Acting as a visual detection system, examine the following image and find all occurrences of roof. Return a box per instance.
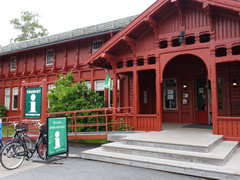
[0,15,137,56]
[85,0,240,67]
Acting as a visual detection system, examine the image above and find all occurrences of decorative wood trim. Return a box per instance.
[171,0,185,31]
[122,36,136,55]
[144,16,158,34]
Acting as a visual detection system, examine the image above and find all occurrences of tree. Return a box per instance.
[48,73,104,132]
[10,11,48,43]
[48,73,104,113]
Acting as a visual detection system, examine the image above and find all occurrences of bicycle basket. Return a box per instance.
[16,123,28,132]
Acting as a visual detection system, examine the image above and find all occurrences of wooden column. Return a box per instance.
[155,57,162,131]
[20,81,26,122]
[112,67,118,110]
[133,70,138,129]
[41,79,48,123]
[210,62,218,134]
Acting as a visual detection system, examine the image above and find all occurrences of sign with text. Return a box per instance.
[24,88,42,118]
[47,117,68,156]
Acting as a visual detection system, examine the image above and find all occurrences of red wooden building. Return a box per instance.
[86,0,240,141]
[0,16,136,116]
[1,0,240,141]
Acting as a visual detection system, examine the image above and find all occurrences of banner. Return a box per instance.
[104,74,112,90]
[24,88,42,118]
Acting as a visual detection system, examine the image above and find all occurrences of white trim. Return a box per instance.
[4,88,10,110]
[12,87,19,110]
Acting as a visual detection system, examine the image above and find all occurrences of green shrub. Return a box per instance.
[0,104,7,117]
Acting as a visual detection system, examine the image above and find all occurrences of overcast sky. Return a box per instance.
[0,0,156,46]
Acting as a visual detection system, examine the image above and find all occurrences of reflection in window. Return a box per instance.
[163,79,177,110]
[196,79,206,111]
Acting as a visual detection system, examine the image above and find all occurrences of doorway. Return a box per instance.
[163,54,210,125]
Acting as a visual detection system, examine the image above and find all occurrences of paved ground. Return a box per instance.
[0,143,211,180]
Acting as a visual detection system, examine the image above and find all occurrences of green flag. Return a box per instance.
[104,74,112,90]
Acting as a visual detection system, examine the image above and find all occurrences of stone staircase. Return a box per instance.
[82,129,240,180]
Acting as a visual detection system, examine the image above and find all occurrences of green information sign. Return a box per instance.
[47,117,68,156]
[24,88,42,118]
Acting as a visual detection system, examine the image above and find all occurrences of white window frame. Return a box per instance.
[12,87,19,110]
[46,49,55,66]
[84,81,91,89]
[10,56,17,71]
[94,80,104,91]
[48,84,56,90]
[92,40,103,53]
[4,88,10,110]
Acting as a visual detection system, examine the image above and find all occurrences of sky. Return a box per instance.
[0,0,156,46]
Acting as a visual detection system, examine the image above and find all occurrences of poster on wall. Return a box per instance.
[24,88,42,118]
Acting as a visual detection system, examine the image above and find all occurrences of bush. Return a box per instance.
[48,73,105,132]
[0,104,7,117]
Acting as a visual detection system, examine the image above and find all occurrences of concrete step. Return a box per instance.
[81,147,240,180]
[102,141,238,165]
[122,131,224,152]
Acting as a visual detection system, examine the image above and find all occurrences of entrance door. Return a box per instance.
[195,79,209,124]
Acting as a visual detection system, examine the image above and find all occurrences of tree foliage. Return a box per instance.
[10,11,48,43]
[0,104,7,117]
[48,73,104,113]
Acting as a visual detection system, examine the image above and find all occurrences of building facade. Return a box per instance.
[86,0,240,141]
[0,16,136,117]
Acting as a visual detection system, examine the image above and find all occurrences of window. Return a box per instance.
[46,50,55,65]
[4,88,10,110]
[10,57,17,71]
[92,40,103,53]
[48,84,56,90]
[84,81,91,89]
[94,80,104,97]
[12,87,19,110]
[163,79,177,110]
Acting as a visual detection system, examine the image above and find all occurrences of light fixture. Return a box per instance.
[232,82,238,87]
[183,84,187,90]
[178,31,185,44]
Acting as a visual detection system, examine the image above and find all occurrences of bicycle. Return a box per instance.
[0,121,48,170]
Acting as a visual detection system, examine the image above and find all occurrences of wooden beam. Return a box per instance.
[171,0,185,30]
[144,16,158,34]
[122,36,136,55]
[101,52,118,60]
[203,1,214,32]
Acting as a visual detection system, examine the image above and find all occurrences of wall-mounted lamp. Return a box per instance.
[178,31,185,44]
[183,84,188,90]
[232,82,238,87]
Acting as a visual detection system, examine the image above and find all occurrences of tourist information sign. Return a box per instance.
[24,88,42,118]
[47,117,68,156]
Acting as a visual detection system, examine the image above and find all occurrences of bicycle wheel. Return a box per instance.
[0,142,25,170]
[24,135,33,150]
[37,137,47,160]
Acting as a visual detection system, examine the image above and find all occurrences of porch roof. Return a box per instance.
[85,0,240,69]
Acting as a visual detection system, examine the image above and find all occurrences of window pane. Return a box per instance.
[46,50,54,65]
[163,79,177,110]
[5,88,10,110]
[84,81,91,89]
[94,80,104,91]
[12,87,18,110]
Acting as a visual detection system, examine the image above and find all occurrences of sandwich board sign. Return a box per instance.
[24,88,42,118]
[47,117,68,156]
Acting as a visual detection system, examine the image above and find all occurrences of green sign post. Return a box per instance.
[47,117,68,156]
[24,88,42,118]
